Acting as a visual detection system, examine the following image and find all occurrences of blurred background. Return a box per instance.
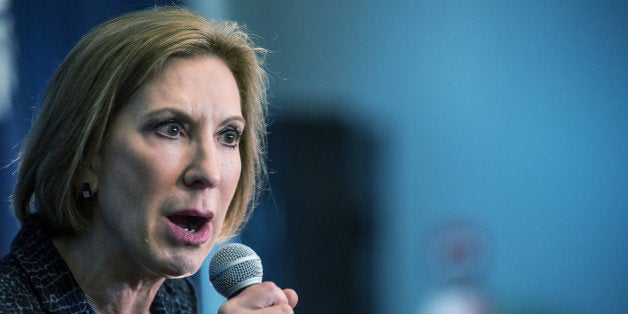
[1,0,627,313]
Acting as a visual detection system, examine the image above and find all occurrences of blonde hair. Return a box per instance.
[13,6,268,240]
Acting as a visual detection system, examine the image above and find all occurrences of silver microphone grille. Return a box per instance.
[209,243,263,298]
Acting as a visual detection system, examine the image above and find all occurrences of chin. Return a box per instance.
[153,254,204,279]
[165,272,196,279]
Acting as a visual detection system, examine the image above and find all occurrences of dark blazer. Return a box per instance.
[0,216,197,313]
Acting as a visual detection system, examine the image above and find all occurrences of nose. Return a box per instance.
[183,141,221,190]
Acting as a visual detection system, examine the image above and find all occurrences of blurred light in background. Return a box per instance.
[0,0,15,119]
[0,0,18,255]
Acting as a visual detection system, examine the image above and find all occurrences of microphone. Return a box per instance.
[209,243,263,298]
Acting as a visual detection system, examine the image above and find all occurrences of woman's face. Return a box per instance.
[93,56,243,278]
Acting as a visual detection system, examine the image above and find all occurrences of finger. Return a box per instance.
[259,303,294,314]
[239,282,289,308]
[218,282,296,313]
[261,282,290,306]
[283,288,298,308]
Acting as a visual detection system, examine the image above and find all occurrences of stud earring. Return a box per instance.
[81,183,92,199]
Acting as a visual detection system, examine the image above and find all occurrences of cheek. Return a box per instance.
[222,156,242,198]
[214,155,242,222]
[226,158,242,182]
[98,140,179,214]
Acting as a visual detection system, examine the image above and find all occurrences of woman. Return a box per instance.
[0,6,297,313]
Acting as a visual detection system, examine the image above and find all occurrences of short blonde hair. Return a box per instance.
[13,6,268,240]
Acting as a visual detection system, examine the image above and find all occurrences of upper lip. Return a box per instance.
[167,209,214,220]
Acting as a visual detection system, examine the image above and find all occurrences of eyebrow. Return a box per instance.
[222,115,246,126]
[144,108,188,119]
[143,108,245,126]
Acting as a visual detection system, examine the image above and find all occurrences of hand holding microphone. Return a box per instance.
[210,243,298,313]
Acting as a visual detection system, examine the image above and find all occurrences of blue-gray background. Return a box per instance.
[1,1,626,313]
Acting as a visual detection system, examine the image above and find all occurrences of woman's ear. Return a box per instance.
[82,153,101,195]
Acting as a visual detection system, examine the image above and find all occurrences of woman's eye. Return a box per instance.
[155,121,184,139]
[219,127,242,147]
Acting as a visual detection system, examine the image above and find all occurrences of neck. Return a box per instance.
[52,225,165,313]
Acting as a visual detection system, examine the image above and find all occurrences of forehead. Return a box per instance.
[154,56,239,103]
[124,56,242,118]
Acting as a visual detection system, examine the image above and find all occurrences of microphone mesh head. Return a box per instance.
[209,243,263,298]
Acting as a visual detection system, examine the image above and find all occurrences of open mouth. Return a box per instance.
[167,215,209,233]
[165,210,214,245]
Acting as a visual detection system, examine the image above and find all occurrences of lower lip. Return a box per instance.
[166,219,212,246]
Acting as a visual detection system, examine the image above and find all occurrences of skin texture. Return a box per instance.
[54,56,244,312]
